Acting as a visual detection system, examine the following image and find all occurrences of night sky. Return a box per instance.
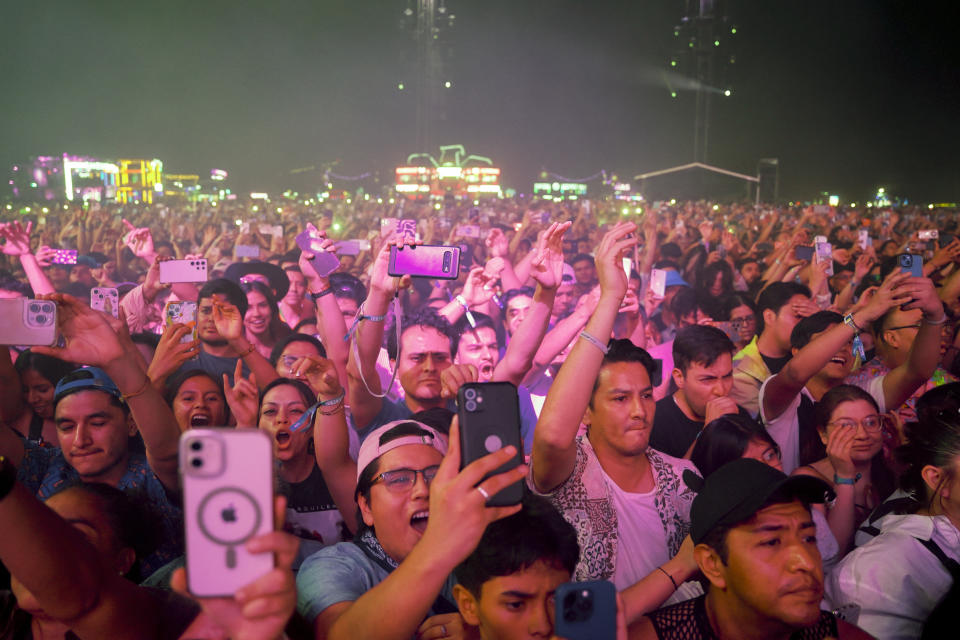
[3,0,959,201]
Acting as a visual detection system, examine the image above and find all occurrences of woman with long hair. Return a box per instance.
[792,384,896,554]
[241,280,292,359]
[826,391,960,639]
[689,413,841,573]
[4,351,74,446]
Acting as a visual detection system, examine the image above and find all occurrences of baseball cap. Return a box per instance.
[664,270,690,289]
[356,420,448,481]
[684,459,834,545]
[54,367,124,407]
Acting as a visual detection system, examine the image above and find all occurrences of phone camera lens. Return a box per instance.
[42,303,54,313]
[465,400,477,412]
[35,314,46,324]
[190,440,203,451]
[29,303,40,313]
[190,457,203,468]
[464,388,477,400]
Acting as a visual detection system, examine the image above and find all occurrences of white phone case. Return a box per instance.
[181,429,274,597]
[90,287,119,318]
[0,299,58,346]
[650,269,667,298]
[159,259,208,284]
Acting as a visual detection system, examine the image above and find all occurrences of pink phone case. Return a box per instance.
[159,259,208,283]
[181,429,274,597]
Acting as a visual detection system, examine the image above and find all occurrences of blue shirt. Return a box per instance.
[17,440,184,577]
[296,541,457,625]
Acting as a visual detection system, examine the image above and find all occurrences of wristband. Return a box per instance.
[923,314,948,326]
[310,288,334,301]
[455,294,470,311]
[834,472,861,486]
[121,376,151,401]
[237,343,257,358]
[843,313,864,335]
[658,566,679,590]
[0,456,16,502]
[578,330,610,354]
[318,391,345,407]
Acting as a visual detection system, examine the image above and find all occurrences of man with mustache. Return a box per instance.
[632,459,872,639]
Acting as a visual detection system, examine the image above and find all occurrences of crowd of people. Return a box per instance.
[1,195,959,639]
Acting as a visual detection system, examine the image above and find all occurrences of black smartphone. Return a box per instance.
[457,382,524,507]
[939,234,956,248]
[388,245,461,280]
[555,581,617,640]
[795,245,814,262]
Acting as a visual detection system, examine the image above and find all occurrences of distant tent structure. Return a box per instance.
[634,162,762,203]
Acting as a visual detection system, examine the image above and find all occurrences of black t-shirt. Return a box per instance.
[760,352,792,375]
[650,395,752,458]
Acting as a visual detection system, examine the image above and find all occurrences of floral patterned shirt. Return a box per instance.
[530,436,698,581]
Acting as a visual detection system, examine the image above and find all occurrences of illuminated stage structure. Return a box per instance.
[115,158,164,204]
[395,144,501,200]
[8,155,120,202]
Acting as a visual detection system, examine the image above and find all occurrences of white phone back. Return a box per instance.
[180,428,274,597]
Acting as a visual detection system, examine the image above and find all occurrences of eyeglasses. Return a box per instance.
[887,324,922,331]
[828,415,882,433]
[373,465,441,493]
[730,315,756,329]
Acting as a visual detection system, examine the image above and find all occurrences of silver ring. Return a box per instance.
[476,485,491,501]
[441,624,448,637]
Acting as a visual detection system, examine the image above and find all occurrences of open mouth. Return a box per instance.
[829,356,846,365]
[479,363,494,377]
[190,414,211,427]
[275,431,291,446]
[410,510,429,534]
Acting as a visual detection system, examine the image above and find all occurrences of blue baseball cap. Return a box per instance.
[664,270,690,289]
[54,367,124,407]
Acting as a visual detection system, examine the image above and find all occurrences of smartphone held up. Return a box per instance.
[180,429,274,597]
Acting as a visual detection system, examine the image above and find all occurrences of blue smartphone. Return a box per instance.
[555,581,617,640]
[897,254,923,277]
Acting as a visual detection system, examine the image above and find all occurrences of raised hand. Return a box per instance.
[595,222,638,303]
[419,417,526,564]
[529,221,572,290]
[35,245,57,267]
[0,220,34,256]
[460,266,496,307]
[223,359,259,428]
[485,227,509,258]
[147,323,200,386]
[122,219,155,259]
[440,363,478,400]
[853,252,875,282]
[859,269,912,323]
[30,293,126,365]
[212,300,245,343]
[289,355,341,399]
[171,497,300,640]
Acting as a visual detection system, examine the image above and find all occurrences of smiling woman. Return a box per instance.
[9,351,75,447]
[241,281,292,359]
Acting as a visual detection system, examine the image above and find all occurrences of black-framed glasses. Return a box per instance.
[731,315,756,329]
[887,324,922,331]
[373,465,441,493]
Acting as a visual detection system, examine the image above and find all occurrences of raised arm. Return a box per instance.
[322,419,525,640]
[881,276,946,410]
[31,294,182,490]
[299,356,358,534]
[299,233,350,388]
[0,478,164,640]
[0,221,55,295]
[494,222,569,386]
[211,300,280,390]
[486,228,523,291]
[761,271,909,421]
[345,237,404,432]
[532,223,636,492]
